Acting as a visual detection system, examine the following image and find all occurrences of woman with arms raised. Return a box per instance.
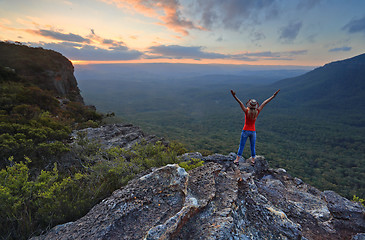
[231,89,280,165]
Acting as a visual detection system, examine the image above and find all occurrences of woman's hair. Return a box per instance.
[247,108,258,120]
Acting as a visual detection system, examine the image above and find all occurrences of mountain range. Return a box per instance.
[273,53,365,111]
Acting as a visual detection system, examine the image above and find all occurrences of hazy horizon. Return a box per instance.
[74,62,314,81]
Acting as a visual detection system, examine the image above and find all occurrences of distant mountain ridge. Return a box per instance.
[273,53,365,110]
[75,62,311,80]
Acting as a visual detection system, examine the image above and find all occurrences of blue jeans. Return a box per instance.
[237,130,256,158]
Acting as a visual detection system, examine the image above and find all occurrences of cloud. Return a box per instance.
[102,0,280,37]
[242,50,307,59]
[195,0,279,30]
[8,27,140,60]
[306,33,317,43]
[88,29,127,49]
[148,45,226,59]
[62,1,73,6]
[286,50,308,55]
[0,18,12,25]
[101,0,204,35]
[32,41,142,60]
[244,51,280,58]
[250,31,266,42]
[190,0,278,44]
[100,0,319,46]
[147,44,307,61]
[147,44,256,61]
[27,29,90,43]
[279,21,302,42]
[343,15,365,34]
[232,50,308,61]
[329,46,352,52]
[25,28,130,52]
[296,0,322,10]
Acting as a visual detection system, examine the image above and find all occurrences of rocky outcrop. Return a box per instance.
[33,155,365,240]
[72,123,166,149]
[0,41,83,102]
[50,123,165,172]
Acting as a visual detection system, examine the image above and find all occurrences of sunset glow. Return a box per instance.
[70,58,318,67]
[1,0,365,66]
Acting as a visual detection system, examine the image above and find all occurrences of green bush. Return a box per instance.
[0,113,71,164]
[353,195,365,207]
[0,156,108,239]
[0,79,103,166]
[178,158,204,171]
[0,140,187,240]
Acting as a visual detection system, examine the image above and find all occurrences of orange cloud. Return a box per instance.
[88,29,127,48]
[101,0,205,35]
[0,18,12,25]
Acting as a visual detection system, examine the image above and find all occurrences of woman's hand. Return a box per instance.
[231,90,236,96]
[273,89,280,97]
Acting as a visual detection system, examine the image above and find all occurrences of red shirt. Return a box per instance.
[243,109,260,131]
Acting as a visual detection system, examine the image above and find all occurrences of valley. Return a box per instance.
[76,59,365,199]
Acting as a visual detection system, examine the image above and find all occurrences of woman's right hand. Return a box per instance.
[273,89,280,96]
[231,90,236,96]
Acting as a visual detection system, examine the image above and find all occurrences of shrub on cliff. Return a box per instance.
[179,158,204,171]
[353,195,365,207]
[0,157,93,239]
[0,141,186,240]
[0,70,103,167]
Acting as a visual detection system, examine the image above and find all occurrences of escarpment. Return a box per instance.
[0,41,83,102]
[33,154,365,240]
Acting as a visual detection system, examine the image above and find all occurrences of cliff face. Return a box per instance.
[0,42,83,103]
[33,153,365,240]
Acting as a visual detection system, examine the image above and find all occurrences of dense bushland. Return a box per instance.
[83,75,365,199]
[0,140,187,239]
[0,63,103,239]
[0,66,102,168]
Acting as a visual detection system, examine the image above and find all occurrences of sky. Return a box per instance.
[0,0,365,66]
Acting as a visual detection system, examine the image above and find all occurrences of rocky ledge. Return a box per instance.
[72,123,166,149]
[33,155,365,240]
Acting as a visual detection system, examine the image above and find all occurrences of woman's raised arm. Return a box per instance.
[258,89,280,111]
[231,90,247,112]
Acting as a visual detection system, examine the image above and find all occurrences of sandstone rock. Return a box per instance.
[178,152,203,161]
[72,123,165,149]
[34,155,365,240]
[352,233,365,240]
[33,164,189,240]
[323,190,365,233]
